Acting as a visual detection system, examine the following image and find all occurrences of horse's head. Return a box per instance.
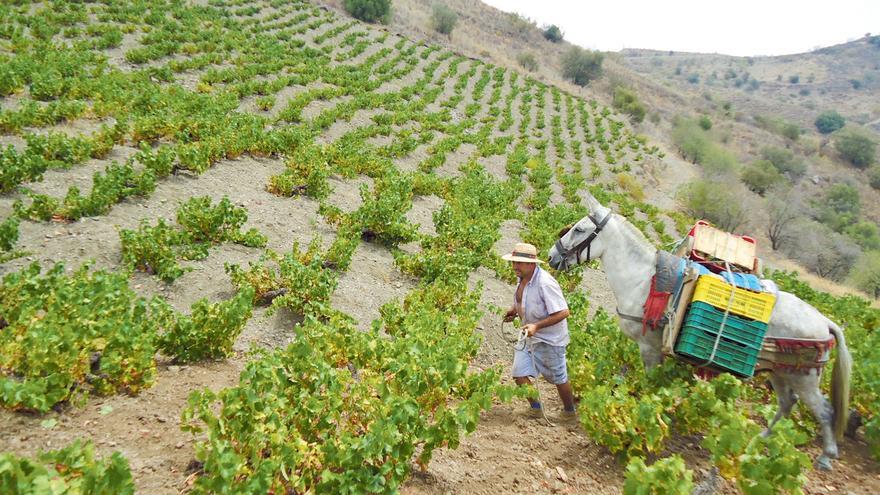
[549,194,613,271]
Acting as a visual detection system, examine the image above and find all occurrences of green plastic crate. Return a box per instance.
[684,301,768,348]
[674,302,768,377]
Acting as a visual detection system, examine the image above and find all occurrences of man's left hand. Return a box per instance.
[523,323,538,337]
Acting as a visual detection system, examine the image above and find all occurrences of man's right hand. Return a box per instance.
[502,307,517,323]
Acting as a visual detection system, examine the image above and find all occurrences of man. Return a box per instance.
[502,242,576,422]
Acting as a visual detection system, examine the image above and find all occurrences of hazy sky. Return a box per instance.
[482,0,880,56]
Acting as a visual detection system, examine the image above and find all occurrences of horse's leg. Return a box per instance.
[638,341,663,369]
[762,373,797,437]
[793,373,838,471]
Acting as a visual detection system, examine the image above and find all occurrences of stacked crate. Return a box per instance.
[674,275,776,377]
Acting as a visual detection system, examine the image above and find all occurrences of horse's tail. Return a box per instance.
[829,322,852,441]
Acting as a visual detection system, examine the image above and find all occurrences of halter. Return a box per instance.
[554,211,612,265]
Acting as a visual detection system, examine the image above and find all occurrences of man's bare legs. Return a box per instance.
[515,376,575,411]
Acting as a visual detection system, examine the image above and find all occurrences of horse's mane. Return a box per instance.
[613,213,656,258]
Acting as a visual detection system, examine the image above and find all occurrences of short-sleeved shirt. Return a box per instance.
[514,266,570,346]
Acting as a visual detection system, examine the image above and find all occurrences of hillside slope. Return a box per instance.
[320,0,880,300]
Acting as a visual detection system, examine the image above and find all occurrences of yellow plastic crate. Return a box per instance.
[691,275,776,323]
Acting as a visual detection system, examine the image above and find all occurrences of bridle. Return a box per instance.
[554,211,612,265]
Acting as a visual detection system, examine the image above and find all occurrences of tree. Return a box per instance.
[835,128,876,168]
[849,250,880,299]
[782,220,860,281]
[430,3,457,35]
[560,47,603,86]
[343,0,391,24]
[677,179,748,232]
[765,185,803,251]
[814,110,845,134]
[543,24,563,42]
[741,159,784,195]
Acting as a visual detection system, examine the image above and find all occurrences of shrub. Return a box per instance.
[0,440,135,494]
[506,12,536,34]
[687,74,699,84]
[815,110,845,134]
[701,146,738,174]
[517,52,538,72]
[430,3,457,35]
[845,221,880,251]
[624,455,693,495]
[612,86,646,123]
[782,220,860,281]
[543,24,563,43]
[869,165,880,189]
[849,250,880,299]
[814,182,860,232]
[850,79,862,89]
[741,159,784,195]
[616,173,645,202]
[754,115,800,141]
[698,115,712,130]
[835,128,876,168]
[676,179,747,231]
[789,75,799,84]
[156,288,254,363]
[671,119,710,163]
[343,0,391,24]
[761,146,806,178]
[560,47,603,86]
[781,122,800,141]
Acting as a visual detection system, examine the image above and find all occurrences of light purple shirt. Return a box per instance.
[515,266,569,346]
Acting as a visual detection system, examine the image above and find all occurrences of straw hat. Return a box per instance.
[501,243,544,263]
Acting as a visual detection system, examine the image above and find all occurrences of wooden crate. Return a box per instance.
[691,222,756,273]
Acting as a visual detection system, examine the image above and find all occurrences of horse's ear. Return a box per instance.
[583,191,603,213]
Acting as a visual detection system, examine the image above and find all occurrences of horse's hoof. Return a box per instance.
[816,456,833,471]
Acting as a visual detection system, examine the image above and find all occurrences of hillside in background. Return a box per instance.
[317,0,880,299]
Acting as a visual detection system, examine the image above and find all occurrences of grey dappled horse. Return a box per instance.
[548,194,852,470]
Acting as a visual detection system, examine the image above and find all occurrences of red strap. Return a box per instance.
[642,276,671,335]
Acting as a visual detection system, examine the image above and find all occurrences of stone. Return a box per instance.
[555,466,568,482]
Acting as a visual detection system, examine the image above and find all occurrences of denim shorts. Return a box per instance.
[512,341,568,385]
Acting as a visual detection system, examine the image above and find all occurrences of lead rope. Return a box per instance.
[701,261,737,368]
[508,321,555,427]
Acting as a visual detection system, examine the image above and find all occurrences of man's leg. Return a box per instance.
[513,348,541,409]
[555,381,576,412]
[514,376,541,408]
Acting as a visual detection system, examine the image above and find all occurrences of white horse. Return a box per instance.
[548,194,852,470]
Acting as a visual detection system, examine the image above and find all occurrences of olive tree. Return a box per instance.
[560,47,603,86]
